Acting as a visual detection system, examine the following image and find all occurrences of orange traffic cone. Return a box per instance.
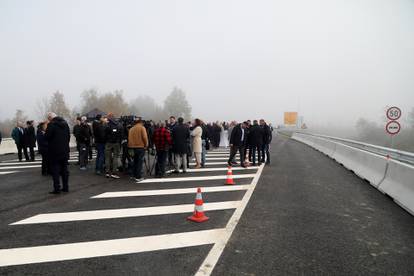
[187,188,209,223]
[225,166,235,185]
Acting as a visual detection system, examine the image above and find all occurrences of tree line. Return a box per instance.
[0,87,192,138]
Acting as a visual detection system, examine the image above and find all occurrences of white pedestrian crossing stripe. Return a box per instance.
[139,174,256,183]
[92,185,250,198]
[11,201,241,225]
[168,167,258,173]
[0,171,19,175]
[0,229,227,267]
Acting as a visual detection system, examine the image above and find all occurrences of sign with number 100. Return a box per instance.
[386,106,402,121]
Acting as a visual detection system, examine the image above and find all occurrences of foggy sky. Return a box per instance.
[1,0,413,126]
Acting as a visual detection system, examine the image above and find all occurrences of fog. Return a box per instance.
[1,0,413,127]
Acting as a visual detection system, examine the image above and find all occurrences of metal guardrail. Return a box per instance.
[292,131,414,166]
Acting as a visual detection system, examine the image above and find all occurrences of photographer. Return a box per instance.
[104,113,123,179]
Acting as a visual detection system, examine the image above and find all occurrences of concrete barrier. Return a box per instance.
[378,160,414,215]
[0,136,77,155]
[292,133,313,147]
[331,143,388,187]
[0,138,22,155]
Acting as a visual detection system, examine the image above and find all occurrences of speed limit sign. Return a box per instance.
[386,121,401,135]
[386,106,402,121]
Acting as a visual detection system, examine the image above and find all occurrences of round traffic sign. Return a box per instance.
[386,120,401,135]
[386,106,402,121]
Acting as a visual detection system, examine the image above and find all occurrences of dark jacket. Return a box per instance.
[24,126,37,148]
[105,119,123,144]
[11,127,25,145]
[171,123,190,154]
[229,124,246,147]
[249,125,264,146]
[92,120,106,144]
[45,117,70,161]
[36,129,48,153]
[73,124,81,143]
[262,124,272,145]
[201,124,209,140]
[78,123,91,144]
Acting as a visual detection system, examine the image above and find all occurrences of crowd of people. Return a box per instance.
[9,112,274,194]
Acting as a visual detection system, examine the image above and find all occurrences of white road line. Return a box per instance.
[0,171,19,175]
[11,201,241,225]
[196,164,265,276]
[0,160,79,170]
[0,161,42,166]
[189,162,228,166]
[0,158,81,164]
[0,228,227,267]
[0,165,41,170]
[167,167,258,174]
[197,157,228,161]
[92,185,250,199]
[1,155,95,163]
[140,174,256,183]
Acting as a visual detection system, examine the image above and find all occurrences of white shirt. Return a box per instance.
[241,128,245,141]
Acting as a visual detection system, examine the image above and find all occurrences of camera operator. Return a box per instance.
[104,113,123,179]
[120,116,133,174]
[128,118,148,182]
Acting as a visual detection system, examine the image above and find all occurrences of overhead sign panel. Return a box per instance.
[284,112,298,125]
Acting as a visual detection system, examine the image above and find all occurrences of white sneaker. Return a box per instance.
[111,174,120,179]
[135,178,145,183]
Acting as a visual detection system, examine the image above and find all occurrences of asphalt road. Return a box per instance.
[0,135,413,275]
[214,136,414,276]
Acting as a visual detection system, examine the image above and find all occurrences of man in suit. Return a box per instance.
[11,121,29,162]
[249,120,264,166]
[24,120,37,161]
[228,122,247,168]
[45,112,70,194]
[260,119,272,164]
[171,117,190,173]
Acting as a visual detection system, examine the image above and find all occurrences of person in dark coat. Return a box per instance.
[36,122,49,175]
[73,117,81,165]
[24,120,37,161]
[78,116,92,170]
[228,122,247,167]
[249,120,264,165]
[201,121,209,167]
[45,112,70,194]
[260,119,272,164]
[171,117,190,173]
[166,116,177,168]
[11,122,29,162]
[212,123,221,148]
[104,113,123,178]
[92,114,106,175]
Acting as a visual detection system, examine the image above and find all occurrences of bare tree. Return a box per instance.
[129,95,167,121]
[99,90,128,117]
[81,89,100,114]
[35,97,51,122]
[164,87,192,120]
[49,91,71,120]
